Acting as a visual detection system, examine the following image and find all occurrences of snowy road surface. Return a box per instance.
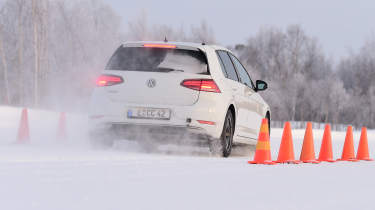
[1,106,375,210]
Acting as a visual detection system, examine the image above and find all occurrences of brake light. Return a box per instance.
[143,44,177,49]
[197,120,216,125]
[181,79,221,93]
[96,75,123,87]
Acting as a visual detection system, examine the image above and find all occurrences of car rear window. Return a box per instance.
[106,46,208,74]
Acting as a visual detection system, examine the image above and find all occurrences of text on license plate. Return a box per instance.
[127,107,171,120]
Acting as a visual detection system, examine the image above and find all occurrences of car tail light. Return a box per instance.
[181,79,221,93]
[96,75,123,87]
[143,44,177,49]
[197,120,216,125]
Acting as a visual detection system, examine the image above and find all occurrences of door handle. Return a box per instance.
[232,88,238,91]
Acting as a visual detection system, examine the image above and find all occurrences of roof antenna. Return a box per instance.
[164,36,168,42]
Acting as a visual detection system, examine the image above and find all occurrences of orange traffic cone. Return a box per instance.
[337,126,358,161]
[276,122,300,164]
[17,108,30,143]
[248,118,276,165]
[57,112,67,140]
[300,122,320,163]
[318,124,336,162]
[356,127,373,161]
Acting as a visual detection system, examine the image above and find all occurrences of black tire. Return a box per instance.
[266,113,271,136]
[209,110,234,157]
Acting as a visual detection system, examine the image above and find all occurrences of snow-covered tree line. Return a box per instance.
[0,0,215,110]
[0,0,123,109]
[0,0,374,127]
[233,25,375,128]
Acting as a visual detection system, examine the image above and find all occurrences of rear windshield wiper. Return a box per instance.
[156,67,184,72]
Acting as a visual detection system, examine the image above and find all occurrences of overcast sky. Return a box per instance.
[108,0,375,59]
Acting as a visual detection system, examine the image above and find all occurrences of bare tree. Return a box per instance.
[15,0,26,105]
[0,0,124,110]
[337,37,375,127]
[0,24,9,104]
[32,0,40,106]
[190,20,216,44]
[127,10,149,41]
[126,13,216,44]
[238,25,336,123]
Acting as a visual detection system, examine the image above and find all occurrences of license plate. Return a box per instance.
[127,107,171,120]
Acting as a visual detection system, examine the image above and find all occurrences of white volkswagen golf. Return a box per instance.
[89,41,270,157]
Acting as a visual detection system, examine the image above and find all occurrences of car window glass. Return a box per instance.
[229,54,254,89]
[216,54,228,77]
[106,47,208,74]
[217,51,239,81]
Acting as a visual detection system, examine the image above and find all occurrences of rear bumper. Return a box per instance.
[89,92,231,139]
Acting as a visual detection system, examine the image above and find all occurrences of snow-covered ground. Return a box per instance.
[1,106,375,210]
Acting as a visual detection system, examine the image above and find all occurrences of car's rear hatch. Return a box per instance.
[100,43,210,106]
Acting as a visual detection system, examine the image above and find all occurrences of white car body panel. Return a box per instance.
[89,41,270,144]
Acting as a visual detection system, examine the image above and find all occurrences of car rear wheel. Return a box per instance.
[209,110,234,157]
[266,113,271,136]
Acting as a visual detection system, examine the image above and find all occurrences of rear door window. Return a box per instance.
[229,53,255,89]
[216,51,239,81]
[217,54,228,78]
[106,46,208,74]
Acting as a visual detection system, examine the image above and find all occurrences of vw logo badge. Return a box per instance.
[147,79,156,88]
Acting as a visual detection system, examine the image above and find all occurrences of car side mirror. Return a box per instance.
[255,80,268,91]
